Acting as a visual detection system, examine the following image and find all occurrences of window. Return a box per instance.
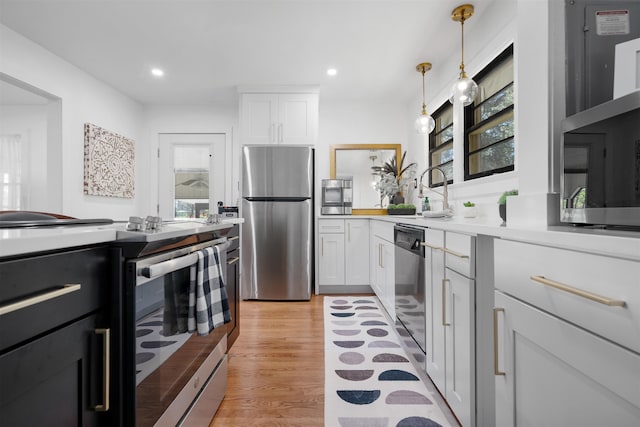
[428,103,453,187]
[465,44,514,180]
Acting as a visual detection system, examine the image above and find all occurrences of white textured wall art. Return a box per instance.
[84,123,135,198]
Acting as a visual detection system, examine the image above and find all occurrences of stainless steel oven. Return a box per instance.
[394,224,426,359]
[115,224,232,427]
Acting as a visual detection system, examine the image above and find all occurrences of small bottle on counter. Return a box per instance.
[422,196,430,212]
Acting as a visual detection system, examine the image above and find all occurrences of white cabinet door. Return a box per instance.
[381,239,395,319]
[494,291,640,427]
[240,93,318,144]
[239,94,278,144]
[344,219,369,285]
[424,229,446,395]
[277,93,318,144]
[319,233,345,285]
[445,267,475,427]
[370,236,385,304]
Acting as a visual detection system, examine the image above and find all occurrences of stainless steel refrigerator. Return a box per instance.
[240,145,314,300]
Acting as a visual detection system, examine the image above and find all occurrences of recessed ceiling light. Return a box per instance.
[327,68,338,76]
[151,68,165,77]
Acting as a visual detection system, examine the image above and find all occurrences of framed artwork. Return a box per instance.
[84,123,135,198]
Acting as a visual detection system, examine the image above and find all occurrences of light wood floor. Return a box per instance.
[209,295,326,427]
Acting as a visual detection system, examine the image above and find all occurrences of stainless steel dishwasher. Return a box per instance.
[394,224,426,357]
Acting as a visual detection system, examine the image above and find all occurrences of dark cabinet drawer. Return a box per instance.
[0,246,111,351]
[0,313,111,426]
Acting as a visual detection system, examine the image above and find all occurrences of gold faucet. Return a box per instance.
[417,166,449,211]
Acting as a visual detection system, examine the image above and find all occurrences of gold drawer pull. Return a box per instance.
[228,236,239,242]
[442,247,469,259]
[0,284,81,316]
[530,275,625,307]
[94,328,110,412]
[420,242,443,251]
[227,257,240,265]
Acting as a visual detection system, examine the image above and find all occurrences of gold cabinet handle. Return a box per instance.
[442,279,451,326]
[94,328,110,412]
[228,236,239,242]
[493,308,505,376]
[420,242,443,251]
[227,257,240,265]
[0,284,81,316]
[442,247,469,259]
[321,237,324,257]
[530,275,625,307]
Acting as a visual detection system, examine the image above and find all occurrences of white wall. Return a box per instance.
[0,24,145,220]
[142,105,238,215]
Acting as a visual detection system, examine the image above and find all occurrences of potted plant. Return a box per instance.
[387,203,416,215]
[498,190,518,222]
[462,201,477,218]
[376,151,417,205]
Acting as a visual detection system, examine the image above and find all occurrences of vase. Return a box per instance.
[462,206,477,218]
[391,192,404,205]
[499,204,507,222]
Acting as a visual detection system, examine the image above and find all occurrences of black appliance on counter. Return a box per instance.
[561,90,640,228]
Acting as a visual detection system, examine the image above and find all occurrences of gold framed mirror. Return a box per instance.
[330,144,401,215]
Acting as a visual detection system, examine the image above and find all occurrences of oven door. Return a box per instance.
[123,238,229,427]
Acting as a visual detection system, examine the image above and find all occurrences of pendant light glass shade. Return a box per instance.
[415,112,435,135]
[450,74,479,106]
[449,4,477,106]
[415,62,434,135]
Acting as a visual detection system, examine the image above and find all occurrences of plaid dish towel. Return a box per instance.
[188,245,231,336]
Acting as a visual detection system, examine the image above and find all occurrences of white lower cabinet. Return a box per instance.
[370,220,395,318]
[318,232,344,285]
[318,219,369,287]
[493,238,640,426]
[425,229,475,427]
[494,290,640,426]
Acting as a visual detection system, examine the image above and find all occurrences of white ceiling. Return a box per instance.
[0,0,496,106]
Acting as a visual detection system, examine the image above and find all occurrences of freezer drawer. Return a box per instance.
[241,199,312,300]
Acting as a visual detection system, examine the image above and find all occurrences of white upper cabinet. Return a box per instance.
[239,89,318,145]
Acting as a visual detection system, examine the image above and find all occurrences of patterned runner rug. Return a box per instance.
[324,296,455,427]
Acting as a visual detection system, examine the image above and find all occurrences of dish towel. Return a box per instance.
[188,245,231,336]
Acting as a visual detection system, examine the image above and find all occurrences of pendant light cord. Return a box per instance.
[459,18,466,78]
[421,69,427,114]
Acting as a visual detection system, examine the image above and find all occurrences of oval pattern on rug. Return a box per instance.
[368,340,401,348]
[367,328,389,337]
[378,369,420,381]
[334,340,365,348]
[331,305,353,310]
[372,353,409,363]
[352,299,375,304]
[385,390,432,405]
[332,312,355,318]
[397,417,442,427]
[332,299,349,305]
[335,369,374,381]
[332,320,358,326]
[358,312,383,318]
[338,417,389,427]
[333,329,361,336]
[354,306,378,310]
[337,390,381,405]
[361,320,387,326]
[339,352,365,365]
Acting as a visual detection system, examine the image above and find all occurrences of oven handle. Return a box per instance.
[140,252,199,279]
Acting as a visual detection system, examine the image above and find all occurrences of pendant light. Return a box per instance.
[414,62,435,135]
[449,4,478,106]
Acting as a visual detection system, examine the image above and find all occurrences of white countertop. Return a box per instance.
[319,214,640,261]
[0,218,244,258]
